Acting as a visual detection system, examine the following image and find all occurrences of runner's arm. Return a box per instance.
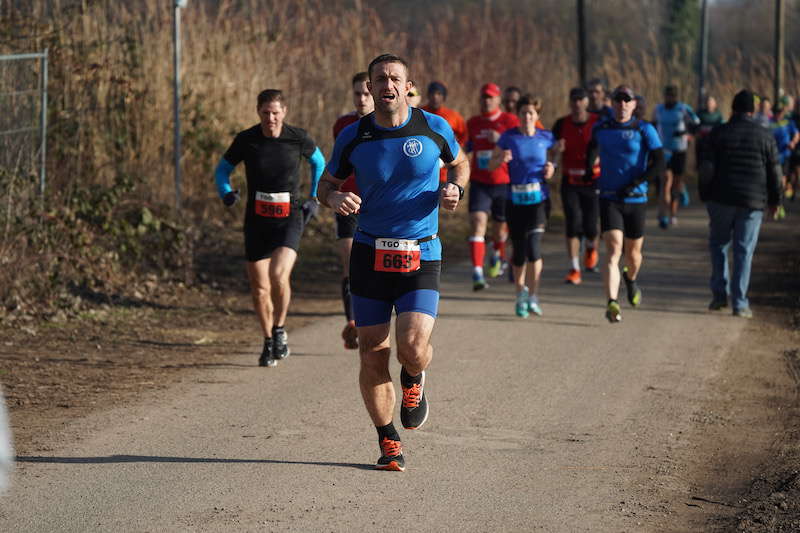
[487,145,511,171]
[318,171,361,215]
[305,147,325,199]
[441,149,469,211]
[619,148,665,197]
[584,136,599,180]
[544,146,560,180]
[214,158,236,199]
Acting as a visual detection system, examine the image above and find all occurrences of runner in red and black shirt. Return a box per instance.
[552,87,601,286]
[331,72,374,350]
[466,83,520,289]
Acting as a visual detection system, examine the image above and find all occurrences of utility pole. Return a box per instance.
[577,0,587,87]
[697,0,709,109]
[774,0,784,104]
[173,0,188,210]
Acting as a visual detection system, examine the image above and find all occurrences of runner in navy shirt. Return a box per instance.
[214,89,324,366]
[586,85,664,323]
[490,94,557,318]
[318,54,469,472]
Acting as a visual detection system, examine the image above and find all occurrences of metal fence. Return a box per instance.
[0,49,47,200]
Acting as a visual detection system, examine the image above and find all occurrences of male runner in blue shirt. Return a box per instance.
[587,85,665,323]
[318,54,469,471]
[652,85,700,228]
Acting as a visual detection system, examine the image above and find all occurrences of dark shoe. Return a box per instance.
[733,307,753,319]
[258,338,276,367]
[605,300,622,323]
[708,299,728,311]
[623,268,642,307]
[272,327,290,360]
[375,437,405,471]
[400,368,428,430]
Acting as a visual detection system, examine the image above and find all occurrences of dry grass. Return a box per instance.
[1,0,796,205]
[0,0,797,313]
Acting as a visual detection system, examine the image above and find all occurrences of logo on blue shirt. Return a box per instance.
[403,138,423,157]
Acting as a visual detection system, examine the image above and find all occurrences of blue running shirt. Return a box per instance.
[771,118,799,165]
[653,102,699,152]
[327,108,460,261]
[496,128,556,204]
[592,119,662,204]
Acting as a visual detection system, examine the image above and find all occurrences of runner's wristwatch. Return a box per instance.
[445,181,464,199]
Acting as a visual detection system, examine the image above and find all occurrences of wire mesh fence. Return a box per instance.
[0,50,47,255]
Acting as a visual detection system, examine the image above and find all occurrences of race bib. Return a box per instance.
[255,192,290,218]
[374,238,421,273]
[510,182,542,205]
[476,150,492,170]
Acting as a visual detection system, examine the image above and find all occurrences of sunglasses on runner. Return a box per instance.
[613,95,633,103]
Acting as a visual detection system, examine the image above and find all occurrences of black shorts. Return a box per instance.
[507,201,547,241]
[666,150,687,175]
[791,151,800,171]
[468,182,508,222]
[244,210,303,262]
[599,199,647,239]
[561,183,599,239]
[335,213,359,240]
[781,160,790,177]
[349,241,441,326]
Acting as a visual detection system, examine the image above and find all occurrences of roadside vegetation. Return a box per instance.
[0,0,797,322]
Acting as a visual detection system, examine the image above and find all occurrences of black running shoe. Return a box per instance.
[375,436,405,472]
[400,368,428,430]
[258,338,276,367]
[272,327,290,360]
[623,268,642,307]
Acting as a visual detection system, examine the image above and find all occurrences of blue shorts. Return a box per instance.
[349,242,441,327]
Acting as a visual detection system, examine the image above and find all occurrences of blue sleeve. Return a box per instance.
[684,104,700,125]
[326,122,358,179]
[214,158,235,199]
[496,131,510,150]
[426,112,460,163]
[546,130,556,150]
[306,147,325,197]
[643,123,663,151]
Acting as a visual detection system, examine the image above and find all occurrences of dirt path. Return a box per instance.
[1,204,798,532]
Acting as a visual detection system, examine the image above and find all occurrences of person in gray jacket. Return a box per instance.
[699,89,782,318]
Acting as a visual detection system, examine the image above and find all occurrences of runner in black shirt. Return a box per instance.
[214,89,325,367]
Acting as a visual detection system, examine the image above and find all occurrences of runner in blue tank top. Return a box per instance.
[586,85,664,323]
[489,94,557,318]
[318,54,469,472]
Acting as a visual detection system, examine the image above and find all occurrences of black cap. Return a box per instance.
[732,90,756,113]
[611,85,635,101]
[569,87,587,100]
[427,81,448,98]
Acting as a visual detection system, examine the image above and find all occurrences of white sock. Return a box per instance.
[570,257,580,271]
[473,266,484,277]
[528,293,539,304]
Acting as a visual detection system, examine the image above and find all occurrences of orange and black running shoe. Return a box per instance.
[376,436,405,471]
[400,368,428,430]
[584,248,599,272]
